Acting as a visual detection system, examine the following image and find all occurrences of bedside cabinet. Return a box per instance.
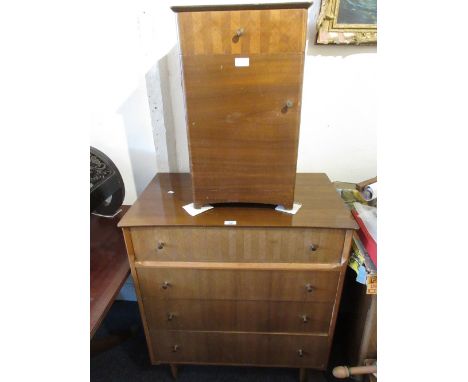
[119,173,358,379]
[172,2,312,209]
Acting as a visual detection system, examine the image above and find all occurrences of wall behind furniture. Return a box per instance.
[90,0,376,205]
[88,2,164,204]
[298,0,377,182]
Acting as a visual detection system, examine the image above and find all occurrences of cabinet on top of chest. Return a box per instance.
[172,3,311,209]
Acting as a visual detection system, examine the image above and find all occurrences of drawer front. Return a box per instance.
[143,299,334,334]
[150,330,329,368]
[182,50,303,104]
[177,9,308,55]
[131,227,345,264]
[136,268,339,302]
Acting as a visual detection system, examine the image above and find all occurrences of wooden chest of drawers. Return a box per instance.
[119,173,358,377]
[172,2,311,209]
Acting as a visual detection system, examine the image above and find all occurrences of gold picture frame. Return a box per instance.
[316,0,377,45]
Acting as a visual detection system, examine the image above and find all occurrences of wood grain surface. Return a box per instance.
[121,228,157,362]
[149,330,328,369]
[90,206,130,338]
[130,226,345,263]
[120,172,358,370]
[176,7,308,208]
[134,261,341,271]
[182,53,304,207]
[177,9,308,55]
[142,298,334,334]
[118,173,358,229]
[136,267,339,302]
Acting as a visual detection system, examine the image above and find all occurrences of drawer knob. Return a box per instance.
[305,283,314,293]
[298,349,304,357]
[232,27,245,43]
[282,100,294,113]
[309,244,318,251]
[157,241,165,250]
[172,344,179,352]
[301,314,309,323]
[162,281,171,290]
[167,312,176,321]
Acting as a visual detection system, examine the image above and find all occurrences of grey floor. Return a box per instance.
[91,301,351,382]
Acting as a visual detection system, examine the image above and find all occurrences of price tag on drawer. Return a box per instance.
[234,57,249,67]
[224,220,237,225]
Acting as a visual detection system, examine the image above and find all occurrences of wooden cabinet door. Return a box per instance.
[182,53,305,208]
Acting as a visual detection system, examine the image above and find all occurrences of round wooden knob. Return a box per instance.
[236,28,245,37]
[232,27,245,43]
[281,100,294,113]
[162,281,171,290]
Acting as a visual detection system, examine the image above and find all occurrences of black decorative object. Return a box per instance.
[90,147,125,215]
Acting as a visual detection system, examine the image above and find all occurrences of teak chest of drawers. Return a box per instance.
[119,173,358,378]
[172,2,311,209]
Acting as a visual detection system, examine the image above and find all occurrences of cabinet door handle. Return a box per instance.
[167,313,176,321]
[298,349,304,357]
[157,241,165,250]
[172,344,179,352]
[232,27,245,43]
[305,283,314,293]
[309,244,318,251]
[301,314,309,323]
[162,281,171,290]
[282,100,294,113]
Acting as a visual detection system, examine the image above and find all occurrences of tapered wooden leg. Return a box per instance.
[299,368,307,382]
[169,364,178,380]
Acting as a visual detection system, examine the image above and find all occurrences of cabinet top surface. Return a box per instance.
[118,173,357,230]
[171,2,312,12]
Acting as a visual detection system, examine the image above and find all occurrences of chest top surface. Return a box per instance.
[118,173,357,229]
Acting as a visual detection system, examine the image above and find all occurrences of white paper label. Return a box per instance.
[235,57,249,67]
[182,203,213,216]
[224,220,237,225]
[275,202,302,215]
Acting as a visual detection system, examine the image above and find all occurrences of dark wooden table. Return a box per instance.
[90,206,130,338]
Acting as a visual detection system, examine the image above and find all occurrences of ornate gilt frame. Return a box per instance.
[316,0,377,45]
